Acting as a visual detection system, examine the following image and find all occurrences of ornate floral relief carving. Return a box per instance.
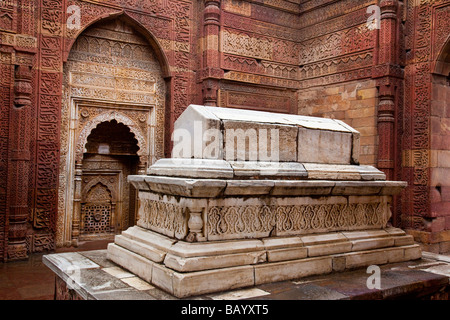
[298,67,373,89]
[207,201,389,240]
[222,29,273,60]
[298,0,373,30]
[251,2,298,28]
[80,159,134,232]
[30,234,55,253]
[34,189,57,229]
[78,106,149,135]
[258,0,300,13]
[398,0,450,228]
[219,89,292,113]
[222,54,299,80]
[222,11,299,43]
[65,0,122,40]
[207,205,276,240]
[222,54,260,73]
[272,38,299,65]
[85,183,112,203]
[0,3,12,27]
[299,24,374,65]
[135,196,390,241]
[138,199,188,240]
[223,71,299,89]
[219,81,294,108]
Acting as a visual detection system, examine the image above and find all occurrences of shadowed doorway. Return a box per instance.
[79,120,139,241]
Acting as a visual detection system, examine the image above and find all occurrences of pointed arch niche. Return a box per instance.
[58,15,167,247]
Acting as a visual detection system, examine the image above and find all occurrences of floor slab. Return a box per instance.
[41,249,450,300]
[2,235,449,301]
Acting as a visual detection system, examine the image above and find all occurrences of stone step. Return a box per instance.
[106,240,422,298]
[43,249,450,300]
[104,225,420,297]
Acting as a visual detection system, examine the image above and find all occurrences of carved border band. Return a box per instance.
[136,194,391,242]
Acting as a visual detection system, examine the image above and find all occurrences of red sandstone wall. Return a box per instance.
[296,0,450,253]
[429,73,450,252]
[298,80,379,166]
[0,0,201,260]
[1,0,450,260]
[217,0,300,113]
[401,0,450,253]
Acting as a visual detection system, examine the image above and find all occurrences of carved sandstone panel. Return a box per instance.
[222,11,299,42]
[223,0,252,16]
[218,80,295,114]
[58,17,166,245]
[434,5,450,60]
[221,29,273,61]
[298,0,375,30]
[222,54,298,79]
[299,51,373,80]
[298,24,374,65]
[67,31,163,105]
[63,17,165,160]
[0,60,11,260]
[35,29,62,236]
[219,90,292,114]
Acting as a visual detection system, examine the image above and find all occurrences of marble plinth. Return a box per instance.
[107,226,421,298]
[108,179,420,298]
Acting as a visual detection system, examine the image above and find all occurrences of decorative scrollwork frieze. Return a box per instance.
[137,194,391,241]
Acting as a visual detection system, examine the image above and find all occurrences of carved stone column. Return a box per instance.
[137,158,146,175]
[7,64,33,260]
[378,0,398,65]
[187,207,206,242]
[110,203,116,233]
[201,0,223,106]
[377,84,396,180]
[374,0,401,181]
[71,163,83,247]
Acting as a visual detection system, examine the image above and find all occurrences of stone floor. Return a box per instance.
[0,240,113,300]
[43,248,450,300]
[1,240,450,300]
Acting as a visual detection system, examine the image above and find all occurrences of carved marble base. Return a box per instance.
[107,226,421,298]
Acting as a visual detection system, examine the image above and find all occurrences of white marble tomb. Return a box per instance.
[107,105,421,298]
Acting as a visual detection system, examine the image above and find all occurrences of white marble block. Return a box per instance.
[170,105,359,165]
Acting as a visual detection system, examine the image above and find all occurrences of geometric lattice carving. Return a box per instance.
[81,204,112,234]
[82,183,112,234]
